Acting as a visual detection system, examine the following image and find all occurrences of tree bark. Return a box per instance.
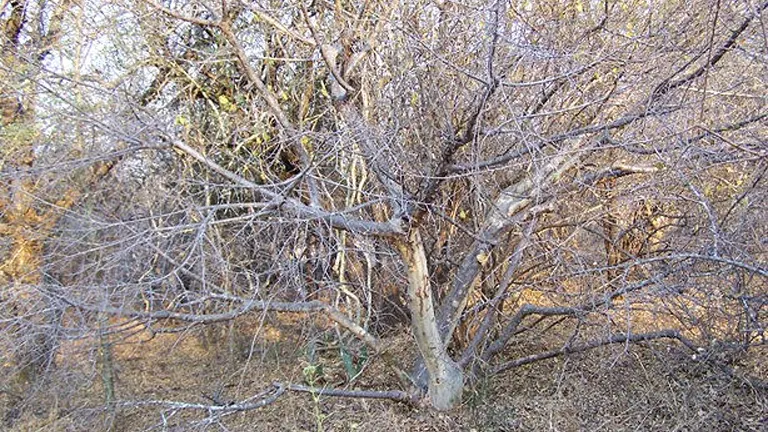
[398,229,463,410]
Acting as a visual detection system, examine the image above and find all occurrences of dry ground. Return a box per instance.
[2,317,766,432]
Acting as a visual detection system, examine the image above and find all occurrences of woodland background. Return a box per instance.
[0,0,766,430]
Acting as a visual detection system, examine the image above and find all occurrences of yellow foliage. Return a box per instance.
[174,114,189,126]
[217,94,238,112]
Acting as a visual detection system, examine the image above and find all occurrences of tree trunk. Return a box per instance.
[398,229,463,410]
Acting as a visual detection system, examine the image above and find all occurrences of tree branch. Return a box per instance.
[245,5,316,47]
[459,218,537,367]
[402,0,505,222]
[170,139,403,236]
[450,110,663,173]
[280,382,417,404]
[491,330,698,374]
[50,288,384,353]
[649,1,768,102]
[140,0,219,26]
[122,383,286,413]
[578,162,661,187]
[484,271,672,361]
[437,140,587,342]
[218,18,321,206]
[453,4,768,176]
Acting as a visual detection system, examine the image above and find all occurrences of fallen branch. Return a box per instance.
[491,330,697,374]
[280,382,418,404]
[121,383,286,413]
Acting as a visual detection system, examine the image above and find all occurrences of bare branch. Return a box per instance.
[650,1,768,102]
[51,289,384,353]
[437,139,588,341]
[280,382,417,404]
[121,383,286,412]
[170,139,403,236]
[484,272,673,362]
[140,0,219,26]
[459,218,537,367]
[491,330,698,375]
[244,5,316,47]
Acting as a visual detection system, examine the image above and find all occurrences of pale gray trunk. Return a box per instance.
[399,229,463,410]
[437,148,586,345]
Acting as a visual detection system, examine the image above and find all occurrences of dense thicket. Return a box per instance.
[1,0,765,422]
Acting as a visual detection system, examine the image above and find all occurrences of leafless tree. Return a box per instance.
[1,0,766,421]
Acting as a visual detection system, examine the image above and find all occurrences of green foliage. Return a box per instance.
[339,344,368,381]
[302,363,325,385]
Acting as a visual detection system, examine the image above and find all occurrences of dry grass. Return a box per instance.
[468,343,766,431]
[2,316,765,432]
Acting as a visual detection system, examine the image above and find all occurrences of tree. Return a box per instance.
[2,0,766,420]
[1,0,79,403]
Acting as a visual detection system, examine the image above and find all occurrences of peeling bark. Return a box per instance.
[437,148,582,343]
[398,229,463,410]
